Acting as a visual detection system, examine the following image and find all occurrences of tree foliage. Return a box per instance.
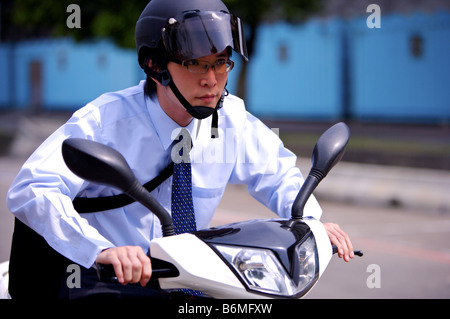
[4,0,147,48]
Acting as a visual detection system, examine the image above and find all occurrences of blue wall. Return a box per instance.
[247,19,343,119]
[349,11,450,122]
[1,11,449,123]
[0,44,12,106]
[246,11,450,123]
[0,38,143,110]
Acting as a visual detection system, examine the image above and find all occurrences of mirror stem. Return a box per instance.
[126,180,175,236]
[291,174,320,219]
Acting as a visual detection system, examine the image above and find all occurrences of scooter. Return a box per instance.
[0,122,362,299]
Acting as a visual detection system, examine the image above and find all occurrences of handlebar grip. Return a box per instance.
[96,258,179,283]
[96,263,117,282]
[332,245,363,257]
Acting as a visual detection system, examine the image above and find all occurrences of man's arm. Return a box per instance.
[7,116,115,268]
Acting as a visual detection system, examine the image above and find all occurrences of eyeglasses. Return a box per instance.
[181,59,234,74]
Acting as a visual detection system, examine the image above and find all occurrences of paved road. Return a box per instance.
[305,202,450,299]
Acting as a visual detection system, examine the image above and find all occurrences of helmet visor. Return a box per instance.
[162,11,248,62]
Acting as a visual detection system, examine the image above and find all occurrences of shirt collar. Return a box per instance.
[146,92,198,151]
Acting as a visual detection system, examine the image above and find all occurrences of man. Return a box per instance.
[7,0,354,299]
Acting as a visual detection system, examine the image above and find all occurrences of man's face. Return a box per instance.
[155,50,230,125]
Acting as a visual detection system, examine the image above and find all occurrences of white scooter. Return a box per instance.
[0,122,362,299]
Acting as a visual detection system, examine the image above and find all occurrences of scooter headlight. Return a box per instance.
[293,236,318,289]
[213,245,293,296]
[213,235,319,297]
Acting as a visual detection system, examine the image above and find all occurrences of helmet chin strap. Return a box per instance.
[144,65,224,138]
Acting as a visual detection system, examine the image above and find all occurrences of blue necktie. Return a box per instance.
[171,129,202,297]
[171,129,197,235]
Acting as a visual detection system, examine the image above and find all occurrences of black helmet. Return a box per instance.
[135,0,248,68]
[135,0,248,125]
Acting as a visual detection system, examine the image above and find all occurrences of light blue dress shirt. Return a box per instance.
[7,81,322,268]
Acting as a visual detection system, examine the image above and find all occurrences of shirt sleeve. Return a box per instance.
[6,107,115,268]
[228,111,322,221]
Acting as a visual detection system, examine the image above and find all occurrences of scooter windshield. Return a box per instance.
[162,11,248,62]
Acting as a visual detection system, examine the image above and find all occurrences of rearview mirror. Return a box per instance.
[291,122,350,219]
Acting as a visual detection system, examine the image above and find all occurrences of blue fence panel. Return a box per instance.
[247,20,343,120]
[43,39,141,110]
[0,44,11,108]
[0,38,141,111]
[350,11,450,123]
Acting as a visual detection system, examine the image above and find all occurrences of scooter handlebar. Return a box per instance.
[331,245,364,257]
[96,257,179,283]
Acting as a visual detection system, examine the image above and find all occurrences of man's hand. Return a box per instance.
[323,223,354,262]
[96,246,152,286]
